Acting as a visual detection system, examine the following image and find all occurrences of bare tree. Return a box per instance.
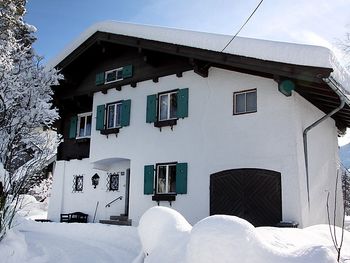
[326,169,346,262]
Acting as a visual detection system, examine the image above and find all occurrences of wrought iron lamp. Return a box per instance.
[91,173,100,189]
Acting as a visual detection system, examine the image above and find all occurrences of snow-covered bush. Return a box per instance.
[28,172,53,202]
[138,206,191,263]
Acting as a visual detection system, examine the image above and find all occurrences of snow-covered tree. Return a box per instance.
[0,0,62,241]
[28,171,53,202]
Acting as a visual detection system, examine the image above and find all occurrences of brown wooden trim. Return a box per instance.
[154,119,177,128]
[152,194,176,201]
[57,31,332,85]
[100,128,120,135]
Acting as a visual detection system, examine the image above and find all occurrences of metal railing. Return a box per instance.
[105,196,123,208]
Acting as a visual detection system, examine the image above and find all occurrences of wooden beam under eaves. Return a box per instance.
[194,63,209,78]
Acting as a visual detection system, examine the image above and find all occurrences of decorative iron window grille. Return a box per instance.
[72,175,84,193]
[106,173,119,191]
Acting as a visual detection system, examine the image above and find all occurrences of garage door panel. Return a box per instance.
[210,168,282,227]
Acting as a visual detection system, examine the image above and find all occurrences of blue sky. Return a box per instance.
[25,0,350,63]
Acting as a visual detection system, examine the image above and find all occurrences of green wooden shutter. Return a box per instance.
[96,104,105,130]
[120,99,131,127]
[146,94,157,123]
[95,72,105,85]
[176,163,187,194]
[122,65,133,79]
[68,116,78,139]
[144,165,154,195]
[177,88,189,118]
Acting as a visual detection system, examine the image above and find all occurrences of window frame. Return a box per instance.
[107,173,119,191]
[106,101,123,129]
[157,89,179,122]
[73,175,84,193]
[233,89,257,115]
[155,162,177,195]
[104,67,123,84]
[76,112,92,139]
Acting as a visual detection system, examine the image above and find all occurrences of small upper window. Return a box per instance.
[233,89,257,115]
[77,112,92,138]
[156,163,176,194]
[105,68,123,84]
[107,102,122,129]
[158,91,177,121]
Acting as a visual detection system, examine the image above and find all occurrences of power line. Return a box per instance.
[221,0,264,52]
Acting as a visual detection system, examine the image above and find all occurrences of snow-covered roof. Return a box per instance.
[47,20,350,94]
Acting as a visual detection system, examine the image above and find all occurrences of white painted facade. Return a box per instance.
[48,67,342,227]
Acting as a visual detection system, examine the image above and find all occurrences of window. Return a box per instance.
[73,175,84,192]
[107,173,119,191]
[233,89,257,115]
[105,68,123,84]
[158,91,178,121]
[146,88,188,126]
[77,112,92,138]
[156,163,176,194]
[106,102,122,129]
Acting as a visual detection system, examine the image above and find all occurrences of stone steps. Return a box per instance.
[99,215,132,226]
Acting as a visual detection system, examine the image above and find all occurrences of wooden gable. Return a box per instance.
[53,31,350,131]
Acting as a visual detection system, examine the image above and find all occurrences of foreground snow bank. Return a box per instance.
[137,207,191,263]
[1,220,141,263]
[137,207,350,263]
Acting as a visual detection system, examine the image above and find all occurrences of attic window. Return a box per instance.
[105,68,123,84]
[233,89,257,115]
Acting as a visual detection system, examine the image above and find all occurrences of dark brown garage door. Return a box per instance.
[210,168,282,227]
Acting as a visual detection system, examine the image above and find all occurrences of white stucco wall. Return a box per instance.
[292,93,343,227]
[48,158,129,222]
[49,67,343,227]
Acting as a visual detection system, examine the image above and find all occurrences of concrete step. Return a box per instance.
[110,215,128,221]
[99,219,132,226]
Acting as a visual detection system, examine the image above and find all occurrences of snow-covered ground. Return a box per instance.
[1,197,350,263]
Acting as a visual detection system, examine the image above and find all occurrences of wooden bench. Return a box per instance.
[60,212,88,223]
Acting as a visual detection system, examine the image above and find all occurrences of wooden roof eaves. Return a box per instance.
[57,31,333,84]
[54,31,350,127]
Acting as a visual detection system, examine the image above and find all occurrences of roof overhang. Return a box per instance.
[49,21,350,129]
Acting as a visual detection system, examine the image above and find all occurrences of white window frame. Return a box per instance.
[106,102,122,129]
[76,112,92,138]
[156,163,176,194]
[158,91,177,121]
[233,89,257,115]
[105,67,123,84]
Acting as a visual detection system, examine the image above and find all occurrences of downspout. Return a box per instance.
[303,76,347,207]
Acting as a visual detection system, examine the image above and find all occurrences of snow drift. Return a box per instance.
[137,207,350,263]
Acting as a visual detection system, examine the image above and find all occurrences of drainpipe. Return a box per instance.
[303,76,347,207]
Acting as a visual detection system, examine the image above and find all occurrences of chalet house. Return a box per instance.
[47,21,350,227]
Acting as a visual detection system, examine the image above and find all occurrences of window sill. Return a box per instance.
[152,194,176,202]
[100,128,120,135]
[154,119,177,128]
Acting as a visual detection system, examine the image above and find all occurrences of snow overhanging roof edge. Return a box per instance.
[47,20,350,95]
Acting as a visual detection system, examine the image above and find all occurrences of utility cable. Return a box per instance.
[221,0,264,52]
